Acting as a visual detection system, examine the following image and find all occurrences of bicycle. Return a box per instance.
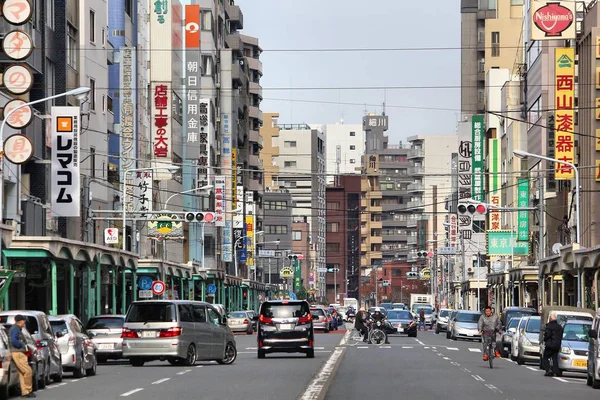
[481,330,498,369]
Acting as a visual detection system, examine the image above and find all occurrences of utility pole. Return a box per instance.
[461,231,467,309]
[538,175,544,310]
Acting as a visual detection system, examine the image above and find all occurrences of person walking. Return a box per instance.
[419,308,426,331]
[9,315,35,398]
[542,311,563,377]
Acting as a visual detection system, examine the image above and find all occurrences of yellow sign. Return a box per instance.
[597,37,600,58]
[231,149,237,209]
[597,129,600,151]
[554,48,575,180]
[596,160,600,182]
[280,266,294,278]
[597,68,600,89]
[596,99,600,120]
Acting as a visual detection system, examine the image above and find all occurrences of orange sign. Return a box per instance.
[597,129,600,151]
[596,160,600,182]
[56,117,73,132]
[185,5,200,49]
[597,37,600,59]
[555,48,575,180]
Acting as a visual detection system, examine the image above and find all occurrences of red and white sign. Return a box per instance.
[3,99,32,129]
[3,30,34,61]
[2,0,33,25]
[3,64,33,95]
[214,175,226,227]
[151,82,171,162]
[531,1,575,40]
[104,228,119,244]
[151,280,166,296]
[3,134,32,164]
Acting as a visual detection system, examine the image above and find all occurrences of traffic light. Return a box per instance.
[457,202,488,216]
[185,212,215,223]
[416,251,428,258]
[287,255,298,261]
[406,272,419,279]
[242,288,248,299]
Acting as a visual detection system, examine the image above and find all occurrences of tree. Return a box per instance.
[296,286,307,300]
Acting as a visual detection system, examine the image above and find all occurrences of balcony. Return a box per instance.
[410,166,425,175]
[249,82,263,99]
[407,236,417,245]
[370,236,383,244]
[361,243,368,252]
[407,182,424,193]
[408,148,424,159]
[231,62,247,87]
[370,220,383,229]
[249,106,263,124]
[369,251,383,260]
[369,205,382,213]
[225,2,244,29]
[246,57,263,74]
[249,153,262,168]
[382,234,410,242]
[406,218,419,227]
[361,213,368,223]
[226,33,244,55]
[407,200,425,209]
[249,129,261,145]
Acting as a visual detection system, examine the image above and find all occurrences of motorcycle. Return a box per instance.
[346,310,356,323]
[368,319,388,345]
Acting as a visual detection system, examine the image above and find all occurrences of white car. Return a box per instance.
[511,317,527,361]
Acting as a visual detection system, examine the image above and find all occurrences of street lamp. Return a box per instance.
[513,149,582,307]
[0,87,91,268]
[122,165,180,251]
[234,231,264,278]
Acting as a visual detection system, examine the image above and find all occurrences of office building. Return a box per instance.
[322,124,364,185]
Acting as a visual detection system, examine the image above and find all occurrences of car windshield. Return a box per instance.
[50,320,69,336]
[556,314,593,325]
[526,318,541,333]
[439,310,450,317]
[126,303,177,323]
[261,302,310,319]
[228,312,247,319]
[86,317,124,330]
[0,315,39,334]
[505,310,536,324]
[456,313,480,323]
[562,322,591,342]
[507,318,520,330]
[416,307,432,315]
[387,311,412,320]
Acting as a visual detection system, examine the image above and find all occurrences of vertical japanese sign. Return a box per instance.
[471,115,484,202]
[120,47,137,212]
[214,176,226,227]
[134,171,153,219]
[221,114,233,262]
[517,179,529,242]
[197,99,211,187]
[231,149,238,210]
[51,107,81,217]
[596,161,600,182]
[488,138,501,231]
[457,127,473,239]
[153,0,169,23]
[294,259,302,292]
[233,185,244,250]
[151,82,171,166]
[245,214,254,271]
[546,114,557,191]
[184,4,201,164]
[554,48,575,180]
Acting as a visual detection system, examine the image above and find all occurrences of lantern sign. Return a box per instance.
[3,134,32,164]
[3,64,33,95]
[2,0,33,25]
[2,30,34,61]
[3,99,32,129]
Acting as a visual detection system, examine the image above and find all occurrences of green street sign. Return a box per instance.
[517,179,529,241]
[487,231,529,256]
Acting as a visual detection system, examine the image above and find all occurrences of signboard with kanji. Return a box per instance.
[554,48,575,180]
[471,115,485,202]
[214,176,226,227]
[517,179,529,241]
[488,138,501,231]
[487,231,529,256]
[134,171,152,220]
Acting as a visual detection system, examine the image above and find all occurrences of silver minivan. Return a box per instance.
[122,300,237,367]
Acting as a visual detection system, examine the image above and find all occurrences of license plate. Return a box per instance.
[142,331,157,338]
[399,328,404,333]
[573,359,587,367]
[98,343,113,350]
[279,324,294,330]
[467,333,473,337]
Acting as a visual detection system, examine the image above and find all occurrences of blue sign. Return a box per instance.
[288,292,296,300]
[138,276,153,291]
[207,284,217,295]
[239,249,247,262]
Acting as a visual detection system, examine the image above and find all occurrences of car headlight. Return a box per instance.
[522,337,532,346]
[561,346,571,355]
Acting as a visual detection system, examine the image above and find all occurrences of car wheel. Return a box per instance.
[0,376,8,400]
[130,358,145,367]
[216,342,237,365]
[588,372,593,386]
[306,349,314,358]
[517,353,524,365]
[38,362,47,389]
[97,356,107,364]
[246,326,253,335]
[74,355,85,378]
[53,364,63,383]
[183,344,196,366]
[257,350,266,359]
[31,364,38,392]
[86,354,97,376]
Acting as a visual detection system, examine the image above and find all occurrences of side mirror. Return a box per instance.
[55,331,64,339]
[589,329,597,339]
[508,328,516,334]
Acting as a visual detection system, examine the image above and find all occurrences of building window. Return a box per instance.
[327,222,340,233]
[265,225,288,234]
[90,10,96,43]
[284,161,296,168]
[265,201,288,210]
[349,131,356,137]
[125,0,133,17]
[90,147,96,177]
[101,95,106,113]
[67,23,77,70]
[326,243,340,253]
[491,32,500,57]
[201,10,212,31]
[349,145,356,150]
[284,141,297,148]
[89,78,96,110]
[327,202,339,210]
[201,55,213,76]
[46,0,54,29]
[349,159,356,164]
[293,231,302,241]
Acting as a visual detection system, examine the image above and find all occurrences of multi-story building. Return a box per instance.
[260,190,292,286]
[292,216,313,297]
[460,0,524,114]
[322,124,364,185]
[325,175,361,304]
[260,113,281,189]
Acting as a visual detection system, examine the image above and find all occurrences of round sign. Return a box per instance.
[3,65,33,95]
[138,276,153,291]
[3,99,32,129]
[3,30,34,61]
[2,0,33,25]
[206,283,217,294]
[203,212,214,223]
[151,280,166,296]
[3,134,33,164]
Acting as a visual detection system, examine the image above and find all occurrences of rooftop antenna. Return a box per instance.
[382,88,387,116]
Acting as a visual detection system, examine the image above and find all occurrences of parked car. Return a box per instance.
[257,300,314,358]
[0,325,21,399]
[558,319,591,374]
[500,307,537,329]
[449,311,481,341]
[49,315,97,377]
[0,311,62,388]
[246,310,257,331]
[446,310,459,339]
[310,307,329,333]
[516,316,541,365]
[386,310,417,337]
[539,306,593,361]
[511,316,528,361]
[435,309,452,334]
[500,317,521,358]
[85,315,125,363]
[122,300,237,366]
[227,311,254,334]
[586,309,600,387]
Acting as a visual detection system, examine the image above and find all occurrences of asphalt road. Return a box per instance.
[327,328,594,400]
[23,329,346,400]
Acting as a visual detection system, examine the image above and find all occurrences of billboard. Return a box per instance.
[151,82,172,167]
[554,48,575,180]
[150,0,172,81]
[487,231,529,256]
[457,124,473,239]
[471,115,484,202]
[134,171,153,220]
[517,179,529,241]
[214,176,226,227]
[221,114,233,262]
[51,107,81,217]
[120,47,137,212]
[488,138,501,231]
[531,1,575,41]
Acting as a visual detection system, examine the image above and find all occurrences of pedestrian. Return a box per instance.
[542,311,563,377]
[9,315,35,398]
[355,310,369,342]
[419,308,426,331]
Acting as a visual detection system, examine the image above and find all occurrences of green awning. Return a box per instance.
[3,249,50,258]
[136,267,160,274]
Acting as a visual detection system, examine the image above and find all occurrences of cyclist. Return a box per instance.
[477,306,501,361]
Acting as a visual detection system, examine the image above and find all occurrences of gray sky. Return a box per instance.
[236,0,461,143]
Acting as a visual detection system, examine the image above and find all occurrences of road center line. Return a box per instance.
[299,347,346,400]
[443,357,450,360]
[485,384,503,393]
[472,374,485,382]
[526,367,538,372]
[177,369,191,375]
[462,367,472,373]
[195,365,203,368]
[447,347,459,351]
[468,348,481,352]
[152,378,170,385]
[402,346,413,349]
[553,377,568,383]
[121,388,144,397]
[451,361,460,366]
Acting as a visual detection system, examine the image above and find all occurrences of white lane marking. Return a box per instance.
[485,384,503,393]
[47,382,68,389]
[504,359,514,363]
[246,347,257,350]
[121,388,144,397]
[357,346,369,349]
[432,347,437,349]
[402,346,413,349]
[468,348,481,352]
[553,377,568,383]
[443,357,450,360]
[315,347,325,350]
[462,367,472,373]
[447,347,459,351]
[415,339,425,345]
[339,330,351,346]
[451,361,460,366]
[424,346,430,349]
[527,367,538,372]
[152,378,170,385]
[299,346,345,400]
[379,346,391,349]
[177,369,191,375]
[195,365,203,368]
[472,375,485,382]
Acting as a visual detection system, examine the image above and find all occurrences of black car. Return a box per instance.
[386,310,417,337]
[257,300,315,358]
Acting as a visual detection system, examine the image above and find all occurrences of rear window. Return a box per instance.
[0,316,39,334]
[504,310,536,325]
[439,310,450,317]
[127,303,177,323]
[86,317,124,330]
[261,302,310,318]
[50,320,69,336]
[310,309,325,316]
[556,314,593,325]
[229,312,247,319]
[457,313,480,323]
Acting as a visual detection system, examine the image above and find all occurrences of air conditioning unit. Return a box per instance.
[467,267,474,274]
